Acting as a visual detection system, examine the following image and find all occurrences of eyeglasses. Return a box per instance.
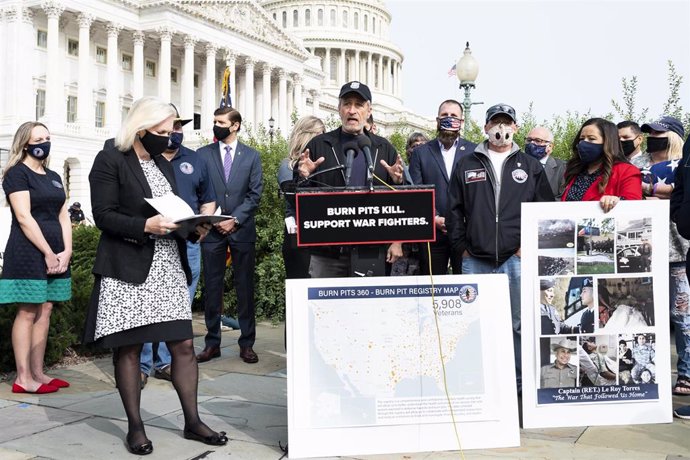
[525,137,551,145]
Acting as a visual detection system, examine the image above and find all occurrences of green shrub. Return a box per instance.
[0,225,100,372]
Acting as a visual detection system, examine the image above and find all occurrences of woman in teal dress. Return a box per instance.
[0,121,72,394]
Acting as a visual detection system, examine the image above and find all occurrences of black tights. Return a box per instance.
[115,339,217,447]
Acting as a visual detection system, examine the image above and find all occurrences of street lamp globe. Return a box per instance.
[456,42,479,87]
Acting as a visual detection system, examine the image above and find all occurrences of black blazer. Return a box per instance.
[409,138,476,217]
[196,141,263,244]
[89,146,191,285]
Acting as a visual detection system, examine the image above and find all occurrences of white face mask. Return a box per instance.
[487,124,514,147]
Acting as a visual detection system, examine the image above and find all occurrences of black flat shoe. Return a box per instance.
[125,432,153,456]
[183,428,228,446]
[125,440,153,455]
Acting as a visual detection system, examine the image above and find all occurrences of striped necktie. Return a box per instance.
[223,145,233,181]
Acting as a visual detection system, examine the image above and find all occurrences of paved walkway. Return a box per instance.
[0,315,689,459]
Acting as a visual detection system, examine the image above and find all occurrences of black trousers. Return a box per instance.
[419,232,461,276]
[201,239,256,349]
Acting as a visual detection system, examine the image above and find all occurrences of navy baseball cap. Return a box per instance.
[486,103,517,123]
[339,81,372,102]
[641,116,684,139]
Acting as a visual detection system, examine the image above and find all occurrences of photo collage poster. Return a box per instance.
[521,201,671,428]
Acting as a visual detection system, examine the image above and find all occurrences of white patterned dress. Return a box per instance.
[94,159,191,342]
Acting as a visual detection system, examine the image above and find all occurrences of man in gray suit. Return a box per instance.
[525,126,565,199]
[196,107,263,364]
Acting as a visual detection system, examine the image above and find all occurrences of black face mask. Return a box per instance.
[25,141,51,160]
[620,139,637,156]
[213,125,231,141]
[140,131,170,156]
[646,137,669,153]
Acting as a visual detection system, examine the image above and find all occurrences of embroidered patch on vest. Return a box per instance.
[465,169,486,183]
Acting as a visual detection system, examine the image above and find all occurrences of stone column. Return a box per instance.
[76,14,94,129]
[354,50,360,81]
[132,31,145,100]
[311,90,320,115]
[367,52,373,86]
[397,61,403,98]
[377,54,383,90]
[292,74,303,115]
[338,49,346,86]
[181,35,197,126]
[42,0,65,126]
[384,57,390,93]
[287,79,294,120]
[157,26,174,101]
[224,50,237,107]
[202,43,217,131]
[278,69,288,134]
[0,10,7,119]
[324,47,331,83]
[105,23,123,134]
[262,63,272,126]
[5,6,34,123]
[243,57,255,126]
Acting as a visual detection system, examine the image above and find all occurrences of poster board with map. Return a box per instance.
[286,274,520,458]
[521,201,672,428]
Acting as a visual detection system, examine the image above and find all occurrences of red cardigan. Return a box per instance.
[561,162,642,201]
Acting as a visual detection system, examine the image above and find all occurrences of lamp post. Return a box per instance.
[268,116,275,144]
[456,42,482,127]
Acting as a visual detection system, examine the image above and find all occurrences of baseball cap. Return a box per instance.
[169,103,193,127]
[339,81,372,102]
[485,103,517,123]
[540,278,555,290]
[641,116,684,139]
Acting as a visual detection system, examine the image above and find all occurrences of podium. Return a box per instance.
[295,185,436,276]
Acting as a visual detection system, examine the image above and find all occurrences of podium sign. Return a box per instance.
[295,187,435,246]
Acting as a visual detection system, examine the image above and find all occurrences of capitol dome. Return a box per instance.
[261,0,404,109]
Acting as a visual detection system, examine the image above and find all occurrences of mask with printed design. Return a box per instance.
[25,141,51,159]
[487,124,514,147]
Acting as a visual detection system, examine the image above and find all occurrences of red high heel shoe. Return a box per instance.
[12,383,59,394]
[47,378,70,388]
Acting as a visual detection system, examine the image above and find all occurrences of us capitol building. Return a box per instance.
[0,0,432,215]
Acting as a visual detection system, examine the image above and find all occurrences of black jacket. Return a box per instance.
[89,147,191,285]
[670,136,690,238]
[446,141,554,265]
[409,137,477,217]
[301,127,400,187]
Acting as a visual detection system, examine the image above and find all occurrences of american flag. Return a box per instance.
[219,67,232,108]
[447,63,456,77]
[648,158,680,187]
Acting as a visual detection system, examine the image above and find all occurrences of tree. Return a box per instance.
[611,75,648,123]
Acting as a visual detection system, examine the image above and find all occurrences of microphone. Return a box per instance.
[342,140,359,186]
[356,135,374,190]
[298,164,346,186]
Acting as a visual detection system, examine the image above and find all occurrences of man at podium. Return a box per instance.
[297,81,404,278]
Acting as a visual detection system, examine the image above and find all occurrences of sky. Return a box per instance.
[387,0,690,125]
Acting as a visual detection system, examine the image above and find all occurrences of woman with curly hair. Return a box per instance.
[561,117,642,210]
